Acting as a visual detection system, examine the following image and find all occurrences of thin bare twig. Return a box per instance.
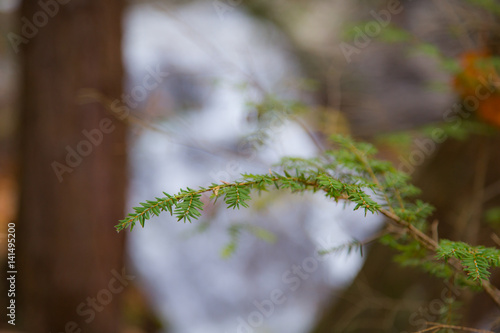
[415,322,493,333]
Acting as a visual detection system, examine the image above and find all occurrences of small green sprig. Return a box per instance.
[118,135,500,309]
[221,223,276,258]
[116,171,380,232]
[437,240,500,281]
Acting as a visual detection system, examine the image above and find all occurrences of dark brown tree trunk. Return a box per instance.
[16,0,127,332]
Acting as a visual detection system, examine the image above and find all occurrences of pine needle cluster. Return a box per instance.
[116,135,500,320]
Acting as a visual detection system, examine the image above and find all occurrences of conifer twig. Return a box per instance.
[118,135,500,308]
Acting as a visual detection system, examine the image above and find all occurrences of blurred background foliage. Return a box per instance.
[1,0,500,332]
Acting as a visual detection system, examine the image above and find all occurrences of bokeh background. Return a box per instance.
[1,0,500,332]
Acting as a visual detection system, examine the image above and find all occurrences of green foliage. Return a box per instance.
[318,240,364,257]
[117,172,380,232]
[221,223,276,258]
[437,240,500,281]
[423,121,496,141]
[118,135,500,326]
[485,207,500,227]
[174,190,203,222]
[223,185,251,209]
[438,299,463,329]
[377,25,412,43]
[465,0,500,15]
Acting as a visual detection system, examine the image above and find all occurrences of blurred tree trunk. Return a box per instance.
[310,133,500,332]
[17,1,127,332]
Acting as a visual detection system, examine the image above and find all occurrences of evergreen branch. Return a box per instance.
[118,135,500,308]
[318,240,364,257]
[437,240,500,281]
[317,232,385,257]
[335,136,398,215]
[378,208,439,251]
[379,208,500,304]
[116,173,379,232]
[224,184,251,209]
[174,191,203,222]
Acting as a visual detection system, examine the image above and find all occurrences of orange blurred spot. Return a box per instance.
[477,95,500,127]
[453,50,500,127]
[453,50,492,95]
